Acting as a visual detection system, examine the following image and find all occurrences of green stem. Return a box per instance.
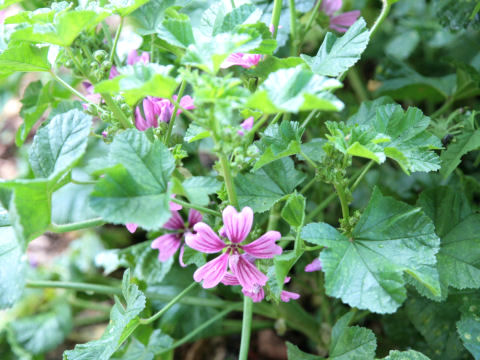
[301,110,318,129]
[351,160,374,191]
[171,197,221,217]
[249,113,281,138]
[69,297,111,312]
[219,153,239,208]
[347,68,369,102]
[165,79,187,144]
[305,192,335,222]
[65,48,90,80]
[50,71,93,105]
[239,297,253,360]
[370,0,391,37]
[300,150,318,170]
[102,93,132,129]
[161,305,237,354]
[48,218,105,233]
[139,282,198,324]
[288,0,297,56]
[170,99,196,121]
[110,17,124,64]
[305,245,323,251]
[304,0,323,35]
[71,178,97,185]
[230,0,236,8]
[334,182,350,223]
[271,0,283,39]
[300,176,316,194]
[431,97,455,118]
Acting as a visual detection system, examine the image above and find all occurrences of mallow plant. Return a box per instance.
[0,0,479,359]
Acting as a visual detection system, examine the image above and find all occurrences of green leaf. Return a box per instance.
[301,18,370,77]
[96,242,174,285]
[281,192,305,228]
[16,80,54,146]
[235,157,306,213]
[90,130,175,230]
[181,176,221,206]
[130,0,176,35]
[184,124,210,143]
[247,66,343,114]
[0,226,26,309]
[254,120,304,170]
[248,56,305,78]
[156,12,195,48]
[418,186,480,293]
[267,250,303,302]
[0,43,50,76]
[107,0,150,16]
[286,342,322,360]
[347,103,441,174]
[10,8,110,46]
[9,302,72,355]
[385,30,420,60]
[301,188,440,314]
[382,350,431,359]
[329,312,377,360]
[457,300,480,359]
[94,63,177,106]
[64,270,146,360]
[112,330,173,360]
[28,109,92,179]
[0,0,21,11]
[440,129,480,178]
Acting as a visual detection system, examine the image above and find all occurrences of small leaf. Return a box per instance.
[235,158,306,213]
[64,271,146,360]
[301,188,441,314]
[254,120,304,170]
[0,43,50,76]
[182,176,221,206]
[156,12,195,48]
[247,66,343,114]
[281,192,305,228]
[112,329,173,360]
[107,0,150,16]
[286,342,322,360]
[382,350,431,359]
[301,18,370,77]
[440,129,480,178]
[28,109,92,179]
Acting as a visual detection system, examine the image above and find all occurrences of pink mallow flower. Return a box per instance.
[222,273,300,303]
[186,206,282,290]
[126,198,182,234]
[151,208,203,266]
[220,53,263,69]
[109,49,150,79]
[135,95,195,131]
[305,258,323,272]
[238,117,254,136]
[320,0,360,33]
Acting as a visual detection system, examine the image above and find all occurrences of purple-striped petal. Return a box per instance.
[127,50,150,65]
[305,258,323,272]
[242,286,265,302]
[188,209,203,227]
[163,211,185,231]
[220,53,262,69]
[109,66,119,79]
[143,97,159,128]
[221,272,241,286]
[179,244,187,268]
[242,231,282,258]
[280,290,300,302]
[126,223,138,233]
[229,254,268,292]
[151,233,181,262]
[222,206,253,244]
[321,0,342,16]
[169,195,182,211]
[135,107,148,131]
[330,10,360,32]
[193,252,229,288]
[185,222,226,253]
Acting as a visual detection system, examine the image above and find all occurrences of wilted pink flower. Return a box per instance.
[186,206,282,290]
[221,53,263,69]
[305,258,323,272]
[151,208,203,266]
[238,117,254,136]
[126,197,182,234]
[135,95,195,131]
[320,0,360,33]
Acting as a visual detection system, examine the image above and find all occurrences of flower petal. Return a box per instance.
[305,258,323,272]
[280,290,300,302]
[221,272,240,286]
[126,223,137,233]
[242,286,265,302]
[185,222,226,253]
[222,206,253,243]
[163,210,185,231]
[151,234,181,262]
[330,10,360,32]
[193,252,229,288]
[188,209,203,227]
[229,254,268,292]
[135,107,148,131]
[179,244,187,268]
[143,97,159,128]
[242,231,282,258]
[169,194,182,211]
[321,0,342,16]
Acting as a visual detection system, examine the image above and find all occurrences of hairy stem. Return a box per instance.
[271,0,283,39]
[304,0,323,35]
[239,297,253,360]
[165,79,187,144]
[370,0,391,37]
[48,218,105,233]
[219,153,239,208]
[101,93,133,129]
[50,71,93,105]
[334,182,350,223]
[109,17,124,64]
[171,197,221,217]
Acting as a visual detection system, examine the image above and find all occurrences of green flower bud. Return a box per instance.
[101,60,113,71]
[93,49,108,62]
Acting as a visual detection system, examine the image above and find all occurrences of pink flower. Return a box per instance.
[238,117,254,136]
[320,0,360,33]
[220,53,263,69]
[127,50,150,65]
[305,258,323,272]
[186,206,282,290]
[135,95,195,131]
[126,198,182,234]
[151,208,203,266]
